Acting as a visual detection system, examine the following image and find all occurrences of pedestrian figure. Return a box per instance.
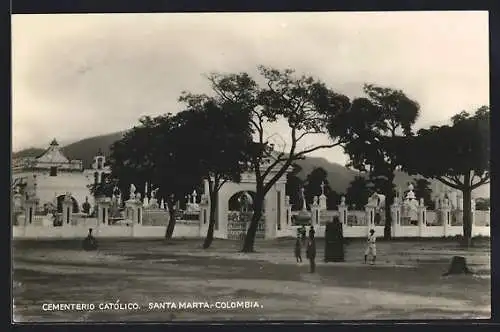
[82,228,98,251]
[364,229,376,265]
[294,236,302,263]
[299,225,307,245]
[306,232,317,273]
[309,225,315,238]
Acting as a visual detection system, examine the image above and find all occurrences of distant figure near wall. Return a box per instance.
[82,228,98,251]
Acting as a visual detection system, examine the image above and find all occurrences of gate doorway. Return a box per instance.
[227,191,265,240]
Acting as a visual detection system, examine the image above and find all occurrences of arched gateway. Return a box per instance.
[203,157,292,240]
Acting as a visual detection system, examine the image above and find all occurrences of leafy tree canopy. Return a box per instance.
[181,65,352,252]
[328,84,420,238]
[400,106,490,192]
[399,106,490,244]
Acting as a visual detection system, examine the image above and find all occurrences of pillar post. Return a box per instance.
[319,194,327,211]
[125,198,142,225]
[311,196,320,226]
[338,197,348,229]
[199,194,210,237]
[61,193,73,226]
[365,204,376,235]
[441,200,451,237]
[97,198,112,226]
[285,195,292,227]
[417,200,427,237]
[24,197,38,226]
[470,199,476,236]
[391,203,401,238]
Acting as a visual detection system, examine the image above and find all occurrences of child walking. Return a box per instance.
[364,229,377,265]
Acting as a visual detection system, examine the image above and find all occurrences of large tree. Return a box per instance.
[110,101,252,246]
[173,99,253,249]
[182,66,351,252]
[400,106,490,246]
[109,114,199,239]
[328,84,420,239]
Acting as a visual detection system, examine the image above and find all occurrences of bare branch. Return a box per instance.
[436,176,463,190]
[261,152,286,180]
[451,175,463,186]
[216,178,228,192]
[296,129,323,143]
[471,173,490,190]
[296,142,342,158]
[263,158,294,194]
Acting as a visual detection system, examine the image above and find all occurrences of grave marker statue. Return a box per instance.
[129,184,136,200]
[149,188,159,208]
[296,187,311,224]
[82,196,91,215]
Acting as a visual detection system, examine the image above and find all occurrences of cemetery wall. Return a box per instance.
[12,209,490,240]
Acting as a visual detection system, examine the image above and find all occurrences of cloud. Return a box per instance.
[12,11,489,166]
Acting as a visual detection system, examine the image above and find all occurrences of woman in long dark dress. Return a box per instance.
[306,232,317,273]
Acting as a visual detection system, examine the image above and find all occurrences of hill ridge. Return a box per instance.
[12,131,489,197]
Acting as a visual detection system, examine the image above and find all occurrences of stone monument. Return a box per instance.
[296,187,311,224]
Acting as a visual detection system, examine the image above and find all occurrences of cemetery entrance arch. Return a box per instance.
[56,195,79,213]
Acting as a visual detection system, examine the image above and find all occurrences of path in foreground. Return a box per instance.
[12,238,491,322]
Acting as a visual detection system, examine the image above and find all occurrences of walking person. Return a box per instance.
[294,235,302,263]
[309,225,315,238]
[82,228,98,251]
[364,229,377,265]
[299,225,307,245]
[306,231,317,273]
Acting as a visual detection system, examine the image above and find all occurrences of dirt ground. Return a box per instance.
[12,237,491,322]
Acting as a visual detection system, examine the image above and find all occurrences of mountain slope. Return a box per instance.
[293,156,423,194]
[12,147,45,159]
[13,132,126,169]
[13,131,489,198]
[62,132,126,168]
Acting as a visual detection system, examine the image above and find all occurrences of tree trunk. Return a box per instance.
[462,187,473,247]
[203,191,218,249]
[241,195,264,253]
[383,174,395,240]
[383,195,392,240]
[165,200,176,240]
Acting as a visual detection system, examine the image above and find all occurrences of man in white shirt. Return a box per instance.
[364,229,376,265]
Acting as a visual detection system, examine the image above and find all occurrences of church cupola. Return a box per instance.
[93,149,106,171]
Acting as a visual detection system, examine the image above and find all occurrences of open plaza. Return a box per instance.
[13,237,491,322]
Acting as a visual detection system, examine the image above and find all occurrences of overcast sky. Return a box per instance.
[12,11,489,166]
